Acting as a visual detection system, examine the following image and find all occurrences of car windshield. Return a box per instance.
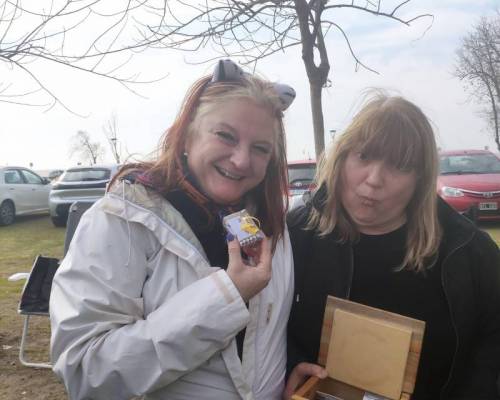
[60,168,111,182]
[288,164,316,187]
[440,154,500,175]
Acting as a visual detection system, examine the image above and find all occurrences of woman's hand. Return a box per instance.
[226,236,272,302]
[282,362,328,400]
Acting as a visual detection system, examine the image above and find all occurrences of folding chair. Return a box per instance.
[8,200,94,368]
[8,256,60,368]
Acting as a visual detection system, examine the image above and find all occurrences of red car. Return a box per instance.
[287,159,316,197]
[438,149,500,221]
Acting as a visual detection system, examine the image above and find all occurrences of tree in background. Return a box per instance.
[2,1,432,156]
[70,130,105,165]
[455,12,500,152]
[103,114,122,164]
[141,0,431,157]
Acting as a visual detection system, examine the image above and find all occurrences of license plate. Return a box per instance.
[479,202,498,210]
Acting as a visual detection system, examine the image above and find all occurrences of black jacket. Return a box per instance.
[287,199,500,399]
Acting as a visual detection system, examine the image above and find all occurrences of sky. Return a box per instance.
[1,0,499,171]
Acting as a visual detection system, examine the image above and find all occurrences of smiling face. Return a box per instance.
[340,150,417,235]
[184,98,276,205]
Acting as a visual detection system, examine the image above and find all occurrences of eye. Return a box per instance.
[253,144,271,155]
[215,131,237,144]
[357,151,368,161]
[395,164,414,174]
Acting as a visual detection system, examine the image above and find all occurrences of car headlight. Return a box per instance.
[441,186,464,197]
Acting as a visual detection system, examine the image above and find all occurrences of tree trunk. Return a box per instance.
[309,80,325,158]
[484,78,500,152]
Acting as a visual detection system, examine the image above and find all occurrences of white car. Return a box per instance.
[0,167,52,225]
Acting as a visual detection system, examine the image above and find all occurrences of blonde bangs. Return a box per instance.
[307,94,442,272]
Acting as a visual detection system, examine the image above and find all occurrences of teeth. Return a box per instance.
[217,166,242,180]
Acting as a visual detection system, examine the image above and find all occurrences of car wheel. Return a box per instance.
[0,201,15,226]
[51,216,67,227]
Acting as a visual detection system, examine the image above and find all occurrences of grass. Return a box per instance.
[480,222,500,245]
[0,214,64,306]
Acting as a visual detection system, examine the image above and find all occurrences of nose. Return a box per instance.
[230,145,251,170]
[364,161,385,188]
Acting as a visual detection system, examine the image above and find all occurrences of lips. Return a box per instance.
[358,194,377,206]
[214,165,244,181]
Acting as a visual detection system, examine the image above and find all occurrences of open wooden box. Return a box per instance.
[292,296,425,400]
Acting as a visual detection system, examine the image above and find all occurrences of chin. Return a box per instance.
[209,191,243,206]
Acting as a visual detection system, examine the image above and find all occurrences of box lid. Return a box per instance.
[318,297,425,400]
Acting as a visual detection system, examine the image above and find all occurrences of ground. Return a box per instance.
[0,214,499,400]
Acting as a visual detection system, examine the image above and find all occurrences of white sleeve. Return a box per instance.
[50,205,249,400]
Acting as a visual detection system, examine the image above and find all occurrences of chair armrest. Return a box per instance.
[8,272,30,282]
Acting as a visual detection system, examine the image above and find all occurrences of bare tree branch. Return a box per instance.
[136,0,432,156]
[1,0,432,155]
[455,13,500,151]
[0,0,168,111]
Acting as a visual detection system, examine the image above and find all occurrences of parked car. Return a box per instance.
[287,159,316,209]
[36,169,64,182]
[48,169,64,182]
[438,149,500,222]
[49,165,120,227]
[0,166,51,225]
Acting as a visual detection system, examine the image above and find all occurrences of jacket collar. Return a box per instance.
[436,197,475,255]
[105,180,208,260]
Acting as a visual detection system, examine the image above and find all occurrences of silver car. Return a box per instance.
[0,167,52,225]
[49,165,120,227]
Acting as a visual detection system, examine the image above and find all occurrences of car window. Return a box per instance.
[60,168,111,182]
[440,154,500,174]
[21,170,43,184]
[4,169,24,184]
[288,165,316,186]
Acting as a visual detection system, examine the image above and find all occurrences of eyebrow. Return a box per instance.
[214,122,236,132]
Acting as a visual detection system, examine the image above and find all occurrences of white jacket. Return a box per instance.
[50,181,294,400]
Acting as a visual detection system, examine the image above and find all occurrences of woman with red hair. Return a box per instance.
[50,60,296,400]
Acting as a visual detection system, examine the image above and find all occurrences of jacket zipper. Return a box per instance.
[345,246,354,299]
[439,231,474,400]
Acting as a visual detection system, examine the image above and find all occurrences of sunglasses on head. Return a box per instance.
[210,59,296,111]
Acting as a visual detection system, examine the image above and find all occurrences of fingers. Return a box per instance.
[257,236,272,267]
[283,362,328,399]
[227,237,242,264]
[296,363,327,379]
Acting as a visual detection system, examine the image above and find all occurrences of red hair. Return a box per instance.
[111,75,289,246]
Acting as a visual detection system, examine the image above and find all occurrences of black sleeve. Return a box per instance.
[454,230,500,399]
[474,231,500,397]
[286,206,315,377]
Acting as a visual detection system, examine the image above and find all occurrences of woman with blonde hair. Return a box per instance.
[50,59,296,400]
[284,94,500,399]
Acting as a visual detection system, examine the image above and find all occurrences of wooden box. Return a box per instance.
[292,296,425,400]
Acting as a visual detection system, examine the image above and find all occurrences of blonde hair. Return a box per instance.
[309,93,441,271]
